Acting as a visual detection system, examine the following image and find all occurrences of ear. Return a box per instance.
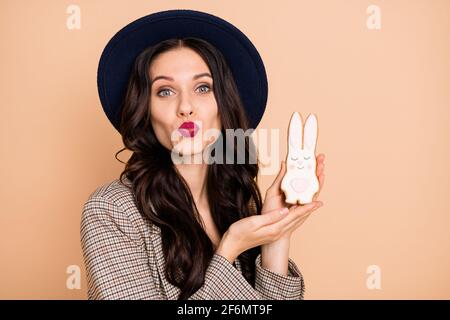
[288,112,302,153]
[303,113,317,152]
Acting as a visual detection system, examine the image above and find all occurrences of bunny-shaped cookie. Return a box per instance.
[281,112,320,204]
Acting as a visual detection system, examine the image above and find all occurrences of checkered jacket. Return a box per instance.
[80,178,305,300]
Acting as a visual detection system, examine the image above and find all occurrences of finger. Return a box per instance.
[318,173,325,195]
[250,207,290,229]
[266,161,287,198]
[317,153,325,164]
[312,173,325,201]
[313,154,325,201]
[317,163,324,176]
[255,201,320,236]
[291,201,322,217]
[281,212,312,236]
[290,204,322,231]
[316,154,325,175]
[282,203,322,234]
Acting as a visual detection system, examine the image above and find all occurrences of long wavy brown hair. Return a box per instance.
[115,37,263,299]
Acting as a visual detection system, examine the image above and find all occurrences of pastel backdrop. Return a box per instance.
[1,0,449,299]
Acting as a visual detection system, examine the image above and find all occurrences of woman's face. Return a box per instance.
[149,47,221,157]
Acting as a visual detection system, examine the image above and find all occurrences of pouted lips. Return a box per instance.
[178,121,199,138]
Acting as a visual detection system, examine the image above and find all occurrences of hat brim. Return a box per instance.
[97,9,268,132]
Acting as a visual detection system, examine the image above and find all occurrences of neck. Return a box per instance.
[174,157,209,208]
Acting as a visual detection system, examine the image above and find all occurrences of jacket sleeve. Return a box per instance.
[80,195,305,300]
[188,253,305,300]
[254,253,305,300]
[80,195,161,300]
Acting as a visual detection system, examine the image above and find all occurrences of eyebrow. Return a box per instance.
[151,72,212,84]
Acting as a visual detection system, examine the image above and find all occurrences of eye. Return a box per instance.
[291,157,298,161]
[304,156,311,160]
[156,88,173,97]
[156,84,212,97]
[196,84,211,94]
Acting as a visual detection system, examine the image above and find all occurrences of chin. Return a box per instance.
[171,138,206,158]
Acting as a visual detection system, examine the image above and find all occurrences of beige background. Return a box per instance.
[1,0,449,299]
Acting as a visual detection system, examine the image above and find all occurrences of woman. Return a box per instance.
[81,9,325,300]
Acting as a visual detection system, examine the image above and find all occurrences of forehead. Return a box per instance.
[149,47,210,79]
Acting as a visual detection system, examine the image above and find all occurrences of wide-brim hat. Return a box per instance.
[97,9,268,132]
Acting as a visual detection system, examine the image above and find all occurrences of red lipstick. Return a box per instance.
[178,121,199,138]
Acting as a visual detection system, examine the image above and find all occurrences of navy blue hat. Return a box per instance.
[97,9,268,132]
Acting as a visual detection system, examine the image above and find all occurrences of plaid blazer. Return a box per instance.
[80,178,305,300]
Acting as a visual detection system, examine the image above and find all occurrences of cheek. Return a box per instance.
[150,107,175,146]
[308,163,312,170]
[212,114,221,130]
[150,101,172,127]
[150,102,165,120]
[200,103,221,129]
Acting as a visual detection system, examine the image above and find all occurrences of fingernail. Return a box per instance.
[279,207,289,215]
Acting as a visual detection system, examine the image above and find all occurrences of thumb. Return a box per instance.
[266,161,287,197]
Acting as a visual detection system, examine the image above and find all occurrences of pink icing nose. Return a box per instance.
[290,178,309,193]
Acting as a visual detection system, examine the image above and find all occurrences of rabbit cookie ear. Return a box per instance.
[303,114,318,152]
[288,112,303,153]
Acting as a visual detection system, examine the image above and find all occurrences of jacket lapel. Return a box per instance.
[149,223,181,300]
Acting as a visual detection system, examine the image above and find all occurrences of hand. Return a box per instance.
[259,154,326,274]
[215,203,322,263]
[262,153,326,239]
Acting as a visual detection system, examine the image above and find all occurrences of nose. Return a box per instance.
[178,108,193,118]
[177,96,195,119]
